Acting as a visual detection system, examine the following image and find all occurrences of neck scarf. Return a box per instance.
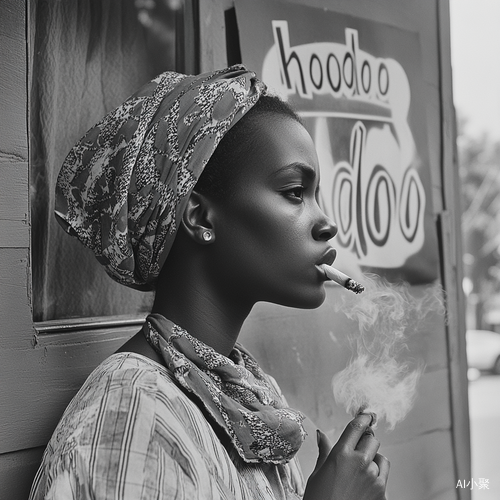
[143,313,306,464]
[55,66,265,290]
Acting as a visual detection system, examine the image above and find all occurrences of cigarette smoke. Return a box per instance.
[332,274,445,430]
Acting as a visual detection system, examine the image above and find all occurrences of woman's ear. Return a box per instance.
[181,191,216,244]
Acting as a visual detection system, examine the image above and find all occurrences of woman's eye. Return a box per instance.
[284,186,304,200]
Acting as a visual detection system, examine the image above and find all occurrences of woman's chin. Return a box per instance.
[300,292,327,310]
[274,286,327,310]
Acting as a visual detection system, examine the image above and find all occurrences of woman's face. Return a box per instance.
[208,114,337,309]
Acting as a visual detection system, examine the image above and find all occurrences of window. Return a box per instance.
[30,0,197,323]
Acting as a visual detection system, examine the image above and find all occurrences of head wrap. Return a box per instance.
[55,65,265,289]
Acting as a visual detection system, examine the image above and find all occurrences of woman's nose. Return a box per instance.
[313,211,337,241]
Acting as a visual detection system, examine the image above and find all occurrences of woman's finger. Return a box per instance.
[355,427,380,458]
[334,413,373,450]
[313,429,332,472]
[374,453,390,483]
[367,460,380,478]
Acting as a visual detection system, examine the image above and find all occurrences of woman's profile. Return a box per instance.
[30,65,389,500]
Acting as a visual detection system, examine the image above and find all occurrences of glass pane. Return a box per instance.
[30,0,191,322]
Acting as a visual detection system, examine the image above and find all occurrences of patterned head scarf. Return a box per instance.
[55,65,265,290]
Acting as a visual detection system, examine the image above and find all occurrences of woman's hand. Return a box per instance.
[303,414,390,500]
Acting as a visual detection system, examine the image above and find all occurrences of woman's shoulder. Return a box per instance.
[75,352,172,398]
[51,353,190,447]
[32,355,233,499]
[74,351,188,412]
[44,352,211,469]
[92,351,171,381]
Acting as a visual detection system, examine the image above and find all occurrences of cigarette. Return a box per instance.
[318,264,365,294]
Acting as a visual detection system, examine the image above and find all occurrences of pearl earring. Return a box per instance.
[202,230,213,242]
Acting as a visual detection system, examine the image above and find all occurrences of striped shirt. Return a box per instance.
[30,352,305,499]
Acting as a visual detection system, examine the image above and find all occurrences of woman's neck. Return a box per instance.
[152,250,253,357]
[153,287,250,357]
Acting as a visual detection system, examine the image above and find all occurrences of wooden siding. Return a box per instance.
[0,2,34,497]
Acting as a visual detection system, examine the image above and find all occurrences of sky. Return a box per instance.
[450,0,500,141]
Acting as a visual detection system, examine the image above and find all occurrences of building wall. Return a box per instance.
[0,1,469,499]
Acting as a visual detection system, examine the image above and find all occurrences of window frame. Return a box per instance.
[29,0,199,337]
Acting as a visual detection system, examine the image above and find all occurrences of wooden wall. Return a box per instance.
[0,1,469,499]
[0,6,139,497]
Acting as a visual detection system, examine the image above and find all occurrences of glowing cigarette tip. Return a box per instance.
[319,264,365,294]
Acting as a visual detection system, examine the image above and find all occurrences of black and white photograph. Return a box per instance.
[0,1,498,499]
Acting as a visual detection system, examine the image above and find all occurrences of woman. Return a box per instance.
[30,66,389,500]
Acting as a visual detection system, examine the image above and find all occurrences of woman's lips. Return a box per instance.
[318,247,337,267]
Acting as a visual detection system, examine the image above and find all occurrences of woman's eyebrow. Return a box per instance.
[270,163,317,180]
